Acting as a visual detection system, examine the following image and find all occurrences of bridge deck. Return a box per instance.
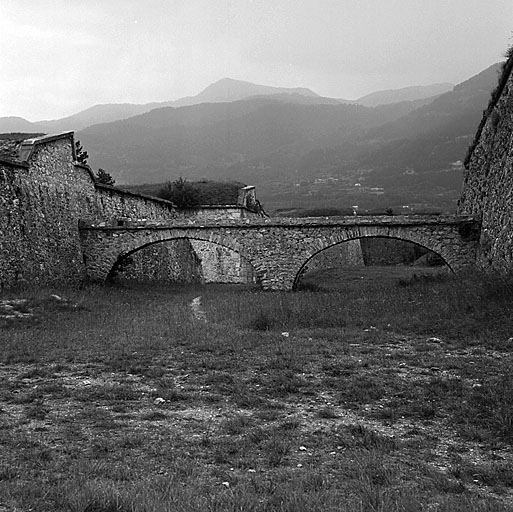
[79,214,480,231]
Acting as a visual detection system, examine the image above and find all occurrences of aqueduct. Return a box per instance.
[79,214,480,290]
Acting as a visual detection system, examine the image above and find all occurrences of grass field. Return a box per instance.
[1,267,513,511]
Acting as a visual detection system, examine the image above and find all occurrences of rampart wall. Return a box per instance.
[302,239,364,272]
[113,239,256,285]
[0,133,177,288]
[113,239,204,283]
[459,56,513,270]
[93,184,177,223]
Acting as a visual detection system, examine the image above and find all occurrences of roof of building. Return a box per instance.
[0,132,78,164]
[0,133,45,162]
[18,132,74,161]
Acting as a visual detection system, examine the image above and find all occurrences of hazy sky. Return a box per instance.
[1,0,511,120]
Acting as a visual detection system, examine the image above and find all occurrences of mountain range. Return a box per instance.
[0,78,453,134]
[0,67,499,212]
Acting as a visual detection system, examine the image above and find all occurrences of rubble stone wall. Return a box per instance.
[459,58,513,271]
[0,134,177,288]
[113,239,204,283]
[302,239,364,272]
[191,240,256,283]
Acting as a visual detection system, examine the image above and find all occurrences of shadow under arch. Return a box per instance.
[292,235,453,291]
[107,236,260,286]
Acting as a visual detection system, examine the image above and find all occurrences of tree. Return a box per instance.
[96,168,116,186]
[75,140,89,164]
[158,177,200,208]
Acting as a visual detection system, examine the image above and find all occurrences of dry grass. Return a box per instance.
[1,269,513,511]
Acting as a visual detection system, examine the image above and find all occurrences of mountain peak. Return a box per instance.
[194,77,320,103]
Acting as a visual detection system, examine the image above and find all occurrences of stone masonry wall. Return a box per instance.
[0,161,41,286]
[294,237,439,272]
[302,239,364,272]
[0,134,177,288]
[0,138,93,287]
[191,240,256,283]
[113,239,204,283]
[459,57,513,270]
[178,206,259,221]
[92,185,177,223]
[360,238,430,266]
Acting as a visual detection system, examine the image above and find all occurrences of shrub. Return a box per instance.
[157,177,200,208]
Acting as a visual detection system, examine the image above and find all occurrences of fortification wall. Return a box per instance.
[0,134,178,288]
[177,206,259,221]
[0,137,93,287]
[360,238,431,266]
[191,241,256,283]
[113,239,204,283]
[459,57,513,270]
[113,239,256,285]
[303,239,364,272]
[92,185,176,223]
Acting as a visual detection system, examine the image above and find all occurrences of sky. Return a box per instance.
[1,0,512,121]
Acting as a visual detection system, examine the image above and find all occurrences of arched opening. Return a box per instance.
[293,236,451,291]
[107,237,260,288]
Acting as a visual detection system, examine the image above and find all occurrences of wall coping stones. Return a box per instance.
[179,205,256,212]
[0,158,29,169]
[95,183,176,207]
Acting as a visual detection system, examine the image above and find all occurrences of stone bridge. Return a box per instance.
[79,215,481,290]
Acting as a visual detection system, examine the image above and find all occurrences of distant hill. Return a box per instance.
[36,103,162,133]
[0,117,41,133]
[361,64,500,141]
[77,95,427,184]
[279,63,501,212]
[171,77,322,107]
[355,83,454,107]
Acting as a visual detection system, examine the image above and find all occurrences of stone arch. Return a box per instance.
[292,235,453,290]
[106,235,259,285]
